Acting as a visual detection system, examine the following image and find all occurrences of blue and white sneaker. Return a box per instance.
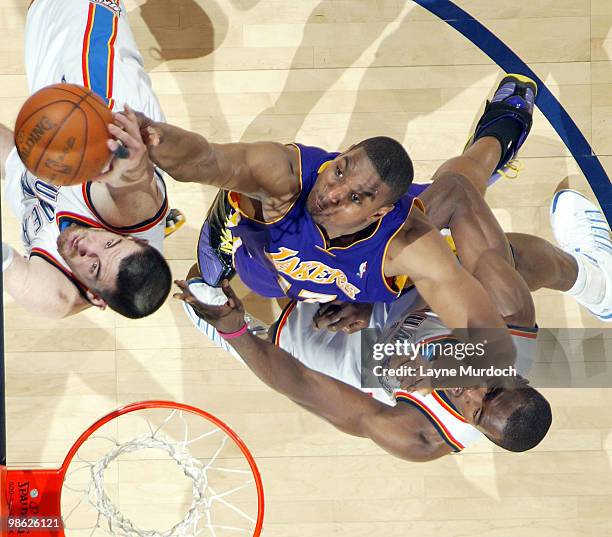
[550,189,612,321]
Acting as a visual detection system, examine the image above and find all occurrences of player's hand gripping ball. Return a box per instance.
[14,83,113,186]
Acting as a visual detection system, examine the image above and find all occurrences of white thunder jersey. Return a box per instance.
[276,292,539,452]
[4,0,168,295]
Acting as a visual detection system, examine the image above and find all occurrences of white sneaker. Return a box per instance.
[550,189,612,321]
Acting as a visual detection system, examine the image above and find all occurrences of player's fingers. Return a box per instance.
[316,303,333,318]
[108,122,138,146]
[108,123,143,157]
[343,319,367,334]
[104,138,130,161]
[314,314,337,330]
[174,280,192,296]
[111,112,138,142]
[111,112,129,131]
[173,281,198,302]
[108,122,133,144]
[116,107,144,142]
[107,139,120,153]
[314,306,343,328]
[171,287,195,303]
[220,280,241,309]
[172,288,228,319]
[317,300,343,317]
[327,315,353,332]
[123,104,136,119]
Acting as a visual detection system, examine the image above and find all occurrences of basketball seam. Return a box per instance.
[14,85,93,133]
[30,93,91,177]
[14,99,81,172]
[80,93,113,127]
[70,111,89,183]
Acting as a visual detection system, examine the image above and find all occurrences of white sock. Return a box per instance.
[566,252,606,306]
[2,241,14,272]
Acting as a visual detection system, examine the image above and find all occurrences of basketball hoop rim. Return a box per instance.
[60,400,265,535]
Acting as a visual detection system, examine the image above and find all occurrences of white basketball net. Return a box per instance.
[61,408,261,537]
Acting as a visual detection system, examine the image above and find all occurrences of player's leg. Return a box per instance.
[431,137,502,196]
[505,233,578,292]
[431,74,537,195]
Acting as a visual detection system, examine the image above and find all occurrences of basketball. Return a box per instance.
[14,83,113,186]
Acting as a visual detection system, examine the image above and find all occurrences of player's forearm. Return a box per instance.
[148,121,216,184]
[3,253,87,318]
[422,173,512,273]
[229,332,376,436]
[423,276,518,383]
[231,331,317,399]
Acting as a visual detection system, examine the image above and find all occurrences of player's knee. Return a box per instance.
[425,172,480,225]
[498,296,536,328]
[439,172,480,201]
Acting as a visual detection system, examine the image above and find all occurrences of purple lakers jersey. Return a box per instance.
[228,143,423,303]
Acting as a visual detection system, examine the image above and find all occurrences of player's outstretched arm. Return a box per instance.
[233,331,450,461]
[174,280,451,462]
[385,209,517,378]
[89,107,164,229]
[136,112,298,201]
[3,244,89,318]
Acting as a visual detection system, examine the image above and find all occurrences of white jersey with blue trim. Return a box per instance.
[3,0,168,286]
[381,291,539,378]
[276,289,538,452]
[25,0,165,121]
[5,151,167,284]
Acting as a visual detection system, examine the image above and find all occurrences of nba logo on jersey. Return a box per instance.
[358,261,368,279]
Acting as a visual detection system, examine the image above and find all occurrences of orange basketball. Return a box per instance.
[14,83,113,186]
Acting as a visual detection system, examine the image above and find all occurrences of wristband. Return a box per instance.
[218,323,248,340]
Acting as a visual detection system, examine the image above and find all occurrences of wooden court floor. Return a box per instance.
[2,1,612,535]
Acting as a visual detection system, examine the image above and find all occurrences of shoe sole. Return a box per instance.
[165,211,187,237]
